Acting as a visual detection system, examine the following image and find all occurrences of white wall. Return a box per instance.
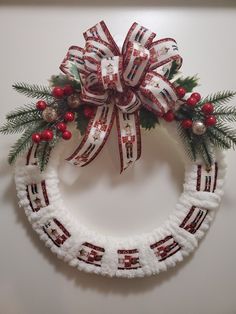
[0,3,236,314]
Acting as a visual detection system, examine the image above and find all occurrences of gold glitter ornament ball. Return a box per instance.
[67,94,81,109]
[42,107,58,122]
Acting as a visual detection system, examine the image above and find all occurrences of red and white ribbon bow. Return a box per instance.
[60,21,182,172]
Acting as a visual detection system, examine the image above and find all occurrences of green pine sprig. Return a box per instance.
[175,75,199,93]
[177,124,197,161]
[0,104,42,134]
[36,137,59,171]
[197,136,214,167]
[178,124,214,167]
[206,127,231,149]
[7,121,48,165]
[75,106,90,135]
[49,74,81,90]
[167,61,180,80]
[210,123,236,149]
[13,83,53,100]
[211,105,236,122]
[140,107,159,130]
[197,90,236,107]
[6,104,39,120]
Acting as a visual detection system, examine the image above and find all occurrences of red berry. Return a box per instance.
[83,106,95,119]
[181,119,193,129]
[64,112,75,122]
[56,122,67,132]
[176,86,186,98]
[36,100,47,111]
[52,86,64,98]
[32,133,41,143]
[205,115,217,127]
[163,110,175,122]
[191,92,201,102]
[201,102,214,115]
[187,96,198,107]
[63,84,74,96]
[41,129,54,141]
[62,130,72,140]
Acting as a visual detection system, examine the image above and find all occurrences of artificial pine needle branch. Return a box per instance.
[0,117,43,135]
[13,83,53,100]
[177,123,196,161]
[6,104,39,120]
[8,121,47,165]
[37,142,52,171]
[211,123,236,148]
[213,105,236,122]
[207,128,231,149]
[198,137,214,167]
[198,90,236,107]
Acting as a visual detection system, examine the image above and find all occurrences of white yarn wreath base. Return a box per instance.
[14,126,226,278]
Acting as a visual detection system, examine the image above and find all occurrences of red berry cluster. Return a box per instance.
[176,87,202,105]
[32,84,96,144]
[163,89,203,123]
[178,89,217,130]
[52,85,74,99]
[201,102,216,126]
[32,99,75,143]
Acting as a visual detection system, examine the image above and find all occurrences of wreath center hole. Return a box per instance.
[59,128,184,237]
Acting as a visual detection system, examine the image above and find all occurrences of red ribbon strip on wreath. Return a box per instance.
[60,21,182,172]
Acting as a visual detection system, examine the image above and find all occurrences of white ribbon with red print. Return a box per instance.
[60,21,182,172]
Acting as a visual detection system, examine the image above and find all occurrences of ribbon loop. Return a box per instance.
[122,22,156,54]
[60,46,88,83]
[84,21,120,54]
[139,72,178,115]
[149,38,182,72]
[123,41,150,87]
[84,39,116,72]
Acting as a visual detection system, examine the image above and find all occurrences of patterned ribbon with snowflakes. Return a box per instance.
[60,21,182,172]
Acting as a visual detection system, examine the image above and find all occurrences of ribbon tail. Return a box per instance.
[116,110,141,173]
[66,103,116,167]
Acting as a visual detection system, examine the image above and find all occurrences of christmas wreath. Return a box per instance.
[2,21,236,278]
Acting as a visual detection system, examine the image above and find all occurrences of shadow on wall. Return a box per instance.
[0,0,235,6]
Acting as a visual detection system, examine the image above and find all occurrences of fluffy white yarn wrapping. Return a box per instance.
[14,123,227,278]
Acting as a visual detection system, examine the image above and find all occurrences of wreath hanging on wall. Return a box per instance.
[2,21,236,278]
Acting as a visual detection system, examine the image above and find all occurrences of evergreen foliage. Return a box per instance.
[198,90,236,107]
[13,83,53,100]
[140,108,159,130]
[177,91,236,167]
[7,121,48,165]
[175,76,199,93]
[75,107,90,135]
